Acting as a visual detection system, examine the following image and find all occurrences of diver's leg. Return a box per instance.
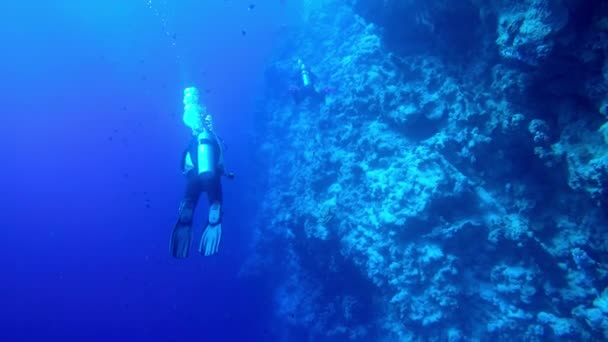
[207,179,223,226]
[207,179,223,211]
[199,180,223,256]
[170,176,201,258]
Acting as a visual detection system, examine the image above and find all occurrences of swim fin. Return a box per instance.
[199,202,222,256]
[199,223,221,256]
[170,223,191,258]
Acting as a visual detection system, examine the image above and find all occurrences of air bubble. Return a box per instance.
[145,0,182,63]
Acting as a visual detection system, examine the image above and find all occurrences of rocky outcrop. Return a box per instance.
[246,1,608,340]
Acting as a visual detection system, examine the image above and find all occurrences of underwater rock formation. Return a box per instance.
[248,1,608,340]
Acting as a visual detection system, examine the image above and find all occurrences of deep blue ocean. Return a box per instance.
[0,1,294,340]
[2,1,608,341]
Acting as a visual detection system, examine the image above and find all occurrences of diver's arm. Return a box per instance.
[180,137,196,172]
[180,148,189,171]
[214,134,225,174]
[310,70,318,84]
[214,134,235,180]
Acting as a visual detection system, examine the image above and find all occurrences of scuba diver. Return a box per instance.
[289,58,331,104]
[170,86,234,258]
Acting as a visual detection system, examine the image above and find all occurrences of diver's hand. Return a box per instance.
[200,224,222,256]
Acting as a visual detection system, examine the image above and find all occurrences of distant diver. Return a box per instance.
[289,58,332,104]
[170,86,235,258]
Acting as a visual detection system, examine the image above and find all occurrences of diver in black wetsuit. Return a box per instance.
[170,87,234,258]
[289,58,328,104]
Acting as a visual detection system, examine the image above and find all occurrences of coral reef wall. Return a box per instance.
[248,0,608,340]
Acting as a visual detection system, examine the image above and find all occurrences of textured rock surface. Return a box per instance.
[247,1,608,340]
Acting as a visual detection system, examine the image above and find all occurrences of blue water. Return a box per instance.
[1,1,295,340]
[3,1,608,341]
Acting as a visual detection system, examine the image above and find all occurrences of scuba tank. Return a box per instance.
[196,129,216,180]
[298,59,311,88]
